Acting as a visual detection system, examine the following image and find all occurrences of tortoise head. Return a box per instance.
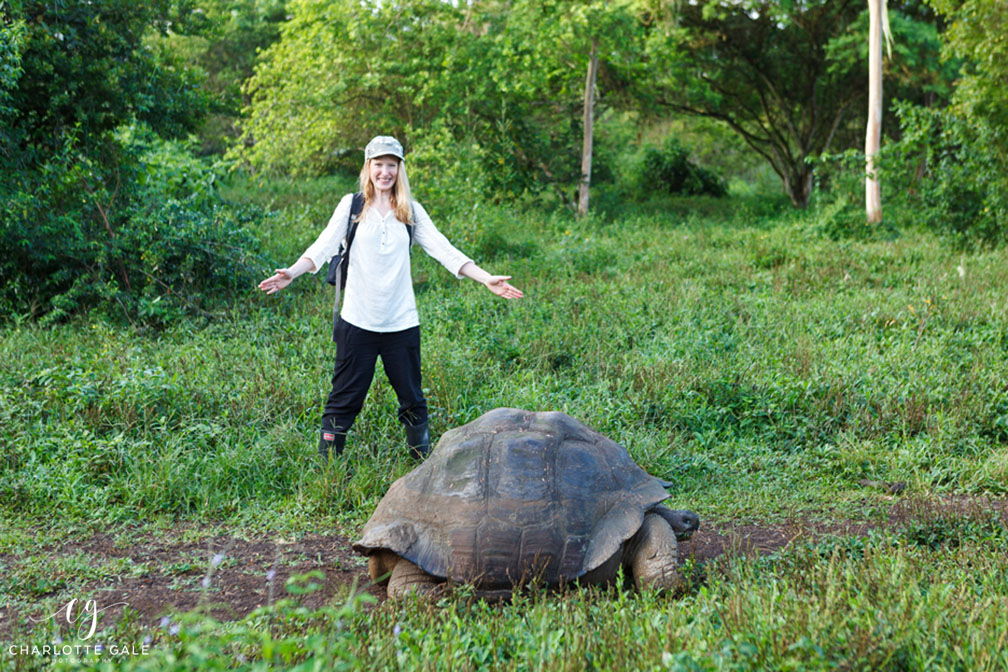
[653,507,700,540]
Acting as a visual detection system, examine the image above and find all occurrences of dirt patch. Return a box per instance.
[0,521,837,635]
[1,531,381,638]
[3,495,1005,637]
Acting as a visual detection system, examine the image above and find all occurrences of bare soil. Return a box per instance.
[2,495,1005,637]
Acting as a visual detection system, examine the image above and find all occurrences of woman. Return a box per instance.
[259,136,523,461]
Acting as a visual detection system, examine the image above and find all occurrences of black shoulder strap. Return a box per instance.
[325,192,364,287]
[345,192,365,250]
[338,192,366,290]
[407,202,415,247]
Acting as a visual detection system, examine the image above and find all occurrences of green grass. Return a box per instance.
[2,179,1007,670]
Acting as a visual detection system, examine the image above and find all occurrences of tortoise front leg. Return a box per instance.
[625,512,682,591]
[368,550,399,584]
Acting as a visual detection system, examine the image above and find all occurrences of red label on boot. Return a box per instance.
[323,432,336,441]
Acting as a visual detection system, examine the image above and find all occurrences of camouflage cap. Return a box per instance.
[364,136,404,161]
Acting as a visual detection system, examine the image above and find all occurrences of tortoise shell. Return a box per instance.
[352,408,671,587]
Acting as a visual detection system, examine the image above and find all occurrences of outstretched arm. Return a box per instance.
[458,262,524,299]
[258,256,316,295]
[260,193,355,295]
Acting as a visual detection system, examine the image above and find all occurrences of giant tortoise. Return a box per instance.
[352,408,699,598]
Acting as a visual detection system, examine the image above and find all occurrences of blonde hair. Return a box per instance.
[358,157,413,225]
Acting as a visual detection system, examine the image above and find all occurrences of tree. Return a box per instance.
[645,0,949,207]
[151,0,288,155]
[236,0,470,176]
[578,37,599,217]
[0,4,22,125]
[476,0,643,209]
[236,0,645,209]
[0,0,256,322]
[865,0,891,223]
[926,0,1008,134]
[3,0,204,159]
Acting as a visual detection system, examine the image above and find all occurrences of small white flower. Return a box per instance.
[957,264,965,278]
[211,553,225,568]
[393,624,402,638]
[169,624,181,636]
[202,576,211,588]
[143,635,153,645]
[159,616,172,628]
[53,635,63,645]
[266,569,276,581]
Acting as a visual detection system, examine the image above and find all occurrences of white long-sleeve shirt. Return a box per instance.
[301,194,472,332]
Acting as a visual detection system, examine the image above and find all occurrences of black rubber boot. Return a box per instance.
[318,419,347,461]
[404,420,430,461]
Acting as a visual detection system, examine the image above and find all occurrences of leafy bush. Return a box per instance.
[636,137,727,198]
[0,0,259,326]
[812,103,1008,247]
[883,103,1008,247]
[0,127,264,325]
[406,122,487,217]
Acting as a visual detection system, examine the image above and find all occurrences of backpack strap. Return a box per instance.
[328,192,365,341]
[340,192,367,288]
[325,192,365,287]
[408,202,416,247]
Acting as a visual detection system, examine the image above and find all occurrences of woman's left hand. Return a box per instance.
[485,275,524,299]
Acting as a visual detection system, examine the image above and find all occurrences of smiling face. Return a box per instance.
[368,156,400,195]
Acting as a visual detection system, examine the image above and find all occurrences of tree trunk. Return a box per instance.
[781,163,815,209]
[577,38,599,219]
[865,0,883,224]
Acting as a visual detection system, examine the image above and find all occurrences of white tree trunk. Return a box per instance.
[578,38,599,218]
[865,0,883,224]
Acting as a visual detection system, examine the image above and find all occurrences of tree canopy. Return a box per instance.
[234,0,954,209]
[2,0,204,159]
[927,0,1008,134]
[642,0,951,207]
[234,0,645,204]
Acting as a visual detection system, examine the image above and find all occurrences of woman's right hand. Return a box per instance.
[258,269,293,294]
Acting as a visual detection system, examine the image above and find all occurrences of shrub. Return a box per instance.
[884,102,1008,247]
[636,136,728,198]
[812,103,1008,247]
[0,126,264,325]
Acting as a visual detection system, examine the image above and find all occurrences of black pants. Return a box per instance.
[322,318,427,430]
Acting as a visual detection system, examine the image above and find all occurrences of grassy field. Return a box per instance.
[2,179,1007,670]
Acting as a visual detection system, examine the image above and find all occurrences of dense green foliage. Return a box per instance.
[638,137,727,197]
[152,0,288,155]
[2,125,266,324]
[883,104,1008,246]
[927,0,1008,132]
[0,1,264,323]
[814,102,1008,248]
[1,0,203,154]
[645,0,953,207]
[236,0,643,205]
[234,0,960,212]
